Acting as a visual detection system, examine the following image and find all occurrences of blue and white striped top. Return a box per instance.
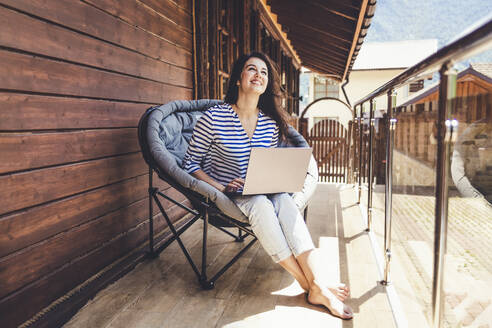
[182,103,279,188]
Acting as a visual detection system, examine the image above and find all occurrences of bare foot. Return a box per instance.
[307,281,353,320]
[300,282,350,302]
[327,283,350,301]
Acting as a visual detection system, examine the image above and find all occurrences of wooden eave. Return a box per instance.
[257,0,301,68]
[266,0,376,81]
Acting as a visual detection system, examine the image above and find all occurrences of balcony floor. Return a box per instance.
[64,184,396,328]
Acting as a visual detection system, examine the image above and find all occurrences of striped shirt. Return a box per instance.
[182,103,279,189]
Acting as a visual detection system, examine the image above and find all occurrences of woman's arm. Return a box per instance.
[183,111,244,193]
[191,170,244,193]
[191,169,226,192]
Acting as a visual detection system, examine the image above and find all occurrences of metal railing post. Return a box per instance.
[432,63,457,328]
[351,116,358,185]
[382,90,397,284]
[357,104,363,204]
[367,99,375,231]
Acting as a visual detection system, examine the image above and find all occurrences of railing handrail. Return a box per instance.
[354,15,492,107]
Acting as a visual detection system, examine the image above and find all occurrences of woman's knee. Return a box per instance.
[269,193,297,213]
[236,195,274,221]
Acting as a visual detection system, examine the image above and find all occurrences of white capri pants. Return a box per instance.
[233,193,315,263]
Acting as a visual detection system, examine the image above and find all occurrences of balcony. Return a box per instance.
[63,184,399,328]
[1,1,491,328]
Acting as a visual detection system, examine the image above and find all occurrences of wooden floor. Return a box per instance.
[64,184,397,328]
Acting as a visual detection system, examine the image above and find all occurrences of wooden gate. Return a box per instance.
[307,119,352,182]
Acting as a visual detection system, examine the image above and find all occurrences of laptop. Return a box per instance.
[230,147,312,196]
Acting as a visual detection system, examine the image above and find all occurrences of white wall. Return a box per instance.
[301,98,353,132]
[345,69,409,112]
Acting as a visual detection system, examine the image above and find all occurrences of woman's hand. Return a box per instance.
[224,178,245,193]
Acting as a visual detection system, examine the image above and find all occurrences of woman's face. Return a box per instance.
[238,57,268,96]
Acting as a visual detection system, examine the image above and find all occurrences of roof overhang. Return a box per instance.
[266,0,376,81]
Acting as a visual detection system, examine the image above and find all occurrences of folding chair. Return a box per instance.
[137,99,318,289]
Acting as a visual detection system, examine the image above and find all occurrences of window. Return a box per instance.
[313,75,339,100]
[217,0,239,99]
[409,79,424,93]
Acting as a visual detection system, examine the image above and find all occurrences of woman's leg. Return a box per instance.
[234,194,352,319]
[278,255,310,291]
[296,250,353,319]
[269,193,352,319]
[233,195,293,262]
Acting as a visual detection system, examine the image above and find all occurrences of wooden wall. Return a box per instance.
[0,1,194,327]
[195,0,300,115]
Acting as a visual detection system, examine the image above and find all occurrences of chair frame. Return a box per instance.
[139,105,258,289]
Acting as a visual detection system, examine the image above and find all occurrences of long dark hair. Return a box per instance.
[224,52,289,138]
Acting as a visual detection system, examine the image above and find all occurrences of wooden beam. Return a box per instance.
[285,28,351,52]
[275,15,353,45]
[342,0,369,81]
[298,58,343,77]
[298,60,345,76]
[267,0,354,33]
[286,35,349,62]
[308,0,360,20]
[296,48,346,67]
[258,0,301,67]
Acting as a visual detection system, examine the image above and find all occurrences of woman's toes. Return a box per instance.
[327,283,350,301]
[342,304,353,319]
[308,284,353,320]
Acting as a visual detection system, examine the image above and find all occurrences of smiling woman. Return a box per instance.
[182,52,353,320]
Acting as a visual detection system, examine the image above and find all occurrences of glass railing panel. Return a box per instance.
[370,112,390,278]
[359,104,370,226]
[443,92,492,327]
[381,100,438,327]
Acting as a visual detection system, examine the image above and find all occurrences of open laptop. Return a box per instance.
[230,147,312,196]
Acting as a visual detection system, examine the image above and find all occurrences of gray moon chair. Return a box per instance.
[138,99,318,289]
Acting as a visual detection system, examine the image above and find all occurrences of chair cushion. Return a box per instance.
[279,126,319,212]
[146,100,318,223]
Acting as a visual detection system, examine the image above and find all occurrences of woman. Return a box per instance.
[183,52,353,320]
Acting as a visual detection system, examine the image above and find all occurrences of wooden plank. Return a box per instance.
[268,0,354,33]
[0,188,187,298]
[328,120,333,182]
[0,0,192,68]
[0,50,192,103]
[171,0,192,13]
[326,120,330,182]
[335,121,339,182]
[346,122,352,183]
[0,198,147,297]
[0,152,147,215]
[285,35,348,62]
[275,15,353,45]
[307,136,345,141]
[336,121,340,183]
[306,0,360,20]
[140,0,192,31]
[320,121,324,182]
[0,129,139,174]
[0,173,172,258]
[0,205,188,328]
[0,94,149,131]
[195,0,209,99]
[85,0,192,50]
[315,121,321,181]
[324,120,329,182]
[0,7,192,88]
